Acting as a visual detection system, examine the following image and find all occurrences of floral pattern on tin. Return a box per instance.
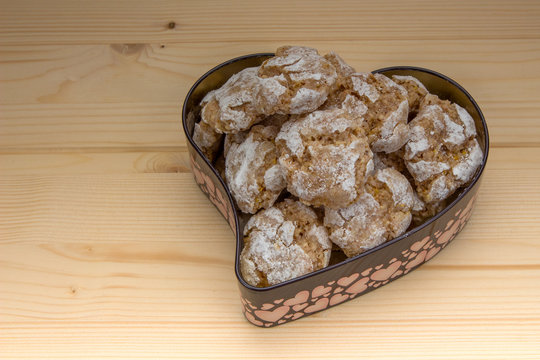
[241,193,478,327]
[190,154,236,235]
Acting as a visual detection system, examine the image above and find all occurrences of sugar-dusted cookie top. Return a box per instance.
[324,51,356,87]
[225,125,286,214]
[391,75,428,115]
[346,73,410,153]
[223,131,249,158]
[324,168,415,257]
[404,94,482,204]
[256,46,338,116]
[276,108,373,209]
[240,198,332,287]
[200,67,264,133]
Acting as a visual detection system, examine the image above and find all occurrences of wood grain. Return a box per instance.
[1,40,540,150]
[1,0,539,45]
[1,0,540,358]
[1,148,539,245]
[2,40,540,106]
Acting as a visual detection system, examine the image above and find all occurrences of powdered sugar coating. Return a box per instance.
[453,138,483,182]
[276,108,373,209]
[407,125,430,159]
[223,131,249,158]
[371,99,409,153]
[324,168,414,257]
[201,67,263,133]
[376,168,415,210]
[240,199,332,287]
[391,75,429,115]
[407,160,450,183]
[264,164,287,192]
[351,74,380,103]
[392,75,428,92]
[324,51,356,80]
[340,73,410,153]
[372,149,409,176]
[223,115,289,158]
[455,103,477,138]
[324,192,386,257]
[323,51,356,101]
[225,125,286,214]
[404,94,483,204]
[256,46,338,115]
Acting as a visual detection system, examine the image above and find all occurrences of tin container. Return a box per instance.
[182,54,489,327]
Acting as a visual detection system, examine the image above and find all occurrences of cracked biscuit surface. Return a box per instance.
[323,51,356,87]
[325,73,410,153]
[350,73,410,153]
[404,94,483,205]
[240,199,332,287]
[324,168,416,258]
[200,67,264,134]
[275,108,373,209]
[225,125,286,214]
[392,75,428,116]
[256,46,338,116]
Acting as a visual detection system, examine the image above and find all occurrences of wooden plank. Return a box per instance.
[2,40,540,105]
[0,151,192,175]
[1,218,539,358]
[1,101,538,152]
[1,41,540,150]
[0,153,538,344]
[0,0,539,45]
[0,103,187,152]
[0,319,539,359]
[1,1,539,358]
[0,173,234,244]
[0,147,539,249]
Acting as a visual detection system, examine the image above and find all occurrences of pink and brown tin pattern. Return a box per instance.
[182,55,489,327]
[240,193,478,327]
[189,153,236,235]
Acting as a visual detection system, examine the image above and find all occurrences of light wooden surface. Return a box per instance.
[1,0,539,358]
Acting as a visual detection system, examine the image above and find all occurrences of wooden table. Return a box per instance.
[1,1,539,358]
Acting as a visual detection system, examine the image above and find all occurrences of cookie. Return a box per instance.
[192,120,223,162]
[324,51,356,87]
[347,73,410,153]
[276,108,373,209]
[404,94,483,204]
[225,124,286,214]
[223,130,249,158]
[200,67,264,133]
[320,86,369,119]
[391,75,428,116]
[223,114,288,159]
[240,198,332,287]
[324,168,415,258]
[260,113,290,129]
[256,46,338,115]
[372,149,408,174]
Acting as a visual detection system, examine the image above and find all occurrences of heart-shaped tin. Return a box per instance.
[182,54,489,327]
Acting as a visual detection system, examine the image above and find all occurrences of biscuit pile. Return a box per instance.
[193,46,483,287]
